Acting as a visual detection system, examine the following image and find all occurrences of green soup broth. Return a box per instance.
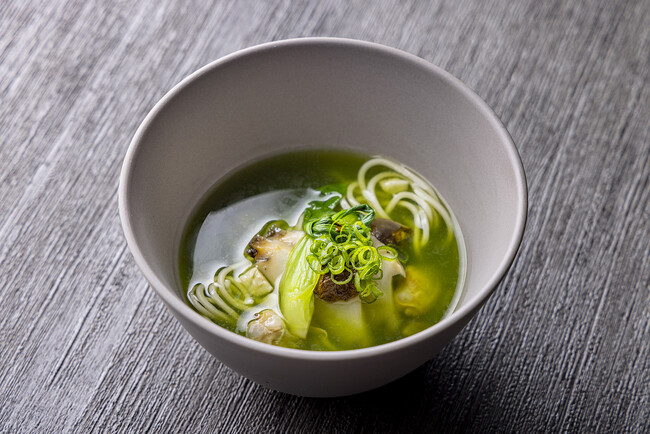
[179,149,464,351]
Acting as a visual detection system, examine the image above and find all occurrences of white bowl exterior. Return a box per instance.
[119,38,527,397]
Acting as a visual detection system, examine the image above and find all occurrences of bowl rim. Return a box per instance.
[119,37,528,361]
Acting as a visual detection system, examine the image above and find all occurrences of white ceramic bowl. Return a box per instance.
[119,38,527,397]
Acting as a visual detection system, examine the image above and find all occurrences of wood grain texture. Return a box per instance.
[0,0,648,432]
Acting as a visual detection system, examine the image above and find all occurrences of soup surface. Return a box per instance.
[179,149,465,350]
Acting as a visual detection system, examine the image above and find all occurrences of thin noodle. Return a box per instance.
[207,283,239,318]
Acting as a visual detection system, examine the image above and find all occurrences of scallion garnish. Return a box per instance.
[303,204,397,303]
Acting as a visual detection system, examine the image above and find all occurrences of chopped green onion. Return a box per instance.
[302,203,398,303]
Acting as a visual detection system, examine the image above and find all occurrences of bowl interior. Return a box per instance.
[122,40,525,338]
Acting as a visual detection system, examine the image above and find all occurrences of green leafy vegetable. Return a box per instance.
[302,191,343,225]
[278,235,320,338]
[316,182,347,196]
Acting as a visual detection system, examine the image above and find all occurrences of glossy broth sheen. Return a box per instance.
[179,149,461,350]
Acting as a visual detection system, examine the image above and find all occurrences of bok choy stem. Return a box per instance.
[278,235,319,338]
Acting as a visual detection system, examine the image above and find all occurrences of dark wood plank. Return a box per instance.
[0,0,647,432]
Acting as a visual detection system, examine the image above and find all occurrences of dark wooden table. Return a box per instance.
[1,1,648,432]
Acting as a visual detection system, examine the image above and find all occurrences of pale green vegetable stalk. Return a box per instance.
[312,298,370,349]
[361,254,404,335]
[279,235,319,338]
